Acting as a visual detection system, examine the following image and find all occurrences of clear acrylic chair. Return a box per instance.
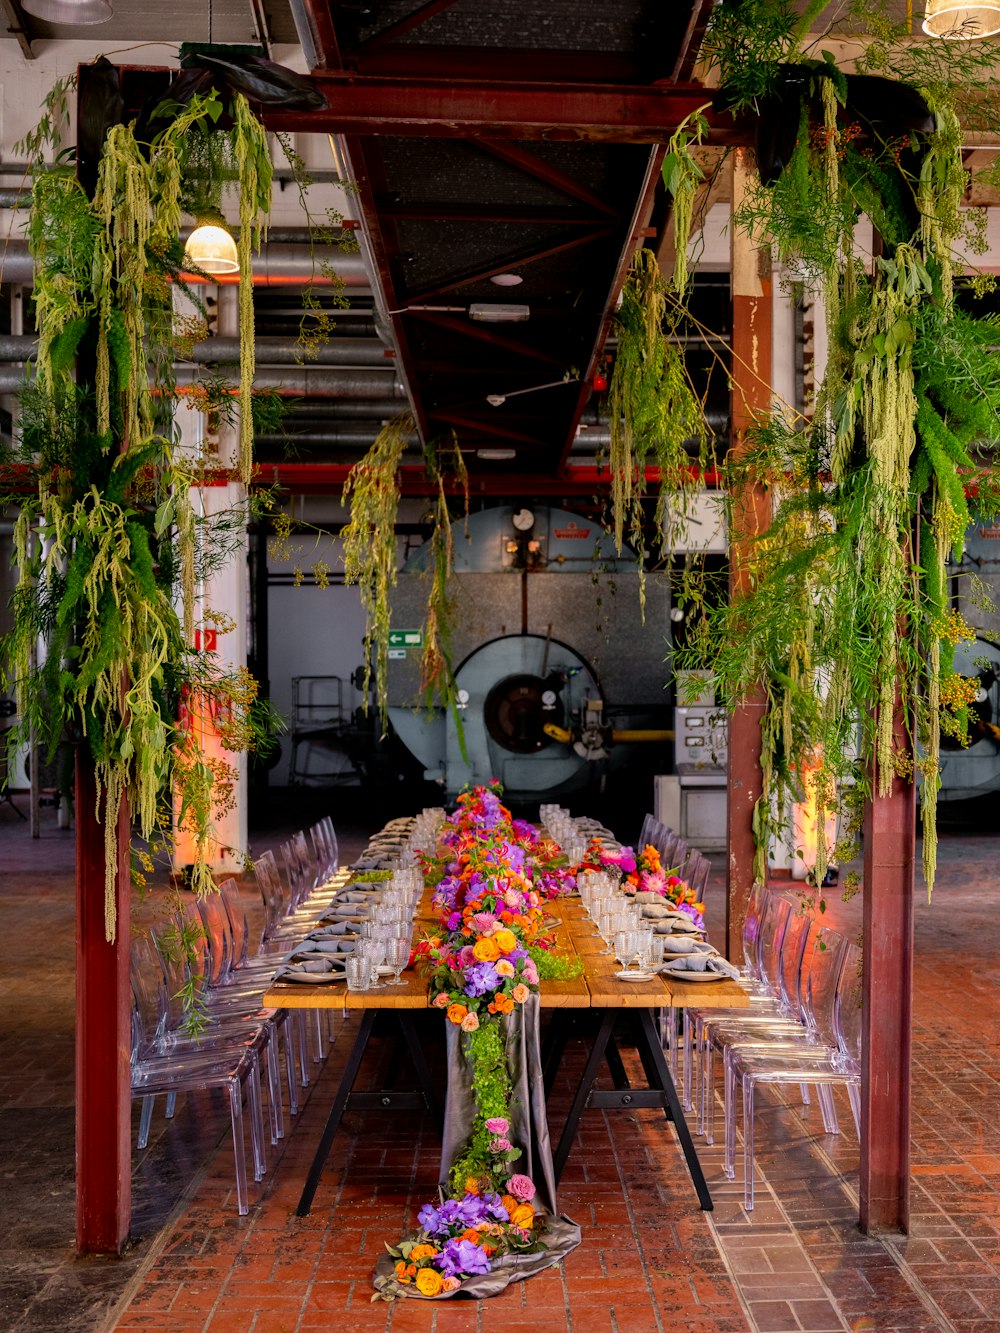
[703,911,840,1144]
[724,936,861,1208]
[130,939,266,1214]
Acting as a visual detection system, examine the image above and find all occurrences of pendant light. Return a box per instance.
[922,0,1000,37]
[183,219,239,275]
[22,0,113,21]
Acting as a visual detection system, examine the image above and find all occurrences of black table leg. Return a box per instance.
[552,1010,615,1184]
[296,1008,376,1216]
[637,1007,713,1211]
[542,1011,573,1096]
[398,1013,443,1127]
[605,1033,631,1090]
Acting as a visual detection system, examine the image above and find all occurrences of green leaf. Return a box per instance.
[661,151,682,196]
[154,497,175,538]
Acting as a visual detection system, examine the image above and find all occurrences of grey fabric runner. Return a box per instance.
[373,994,581,1300]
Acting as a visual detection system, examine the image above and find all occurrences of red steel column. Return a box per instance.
[860,697,915,1233]
[76,750,131,1253]
[726,151,772,960]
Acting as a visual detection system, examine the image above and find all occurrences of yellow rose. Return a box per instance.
[472,936,500,962]
[501,1193,518,1218]
[511,1203,535,1229]
[415,1267,443,1297]
[493,928,517,954]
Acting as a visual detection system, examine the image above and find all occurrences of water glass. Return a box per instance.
[345,954,371,992]
[358,939,385,984]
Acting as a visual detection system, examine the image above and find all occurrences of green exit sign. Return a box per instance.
[388,629,423,647]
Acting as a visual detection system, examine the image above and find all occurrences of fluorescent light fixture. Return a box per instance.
[469,303,530,323]
[476,448,516,460]
[490,273,523,287]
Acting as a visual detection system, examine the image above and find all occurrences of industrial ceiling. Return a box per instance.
[0,0,721,496]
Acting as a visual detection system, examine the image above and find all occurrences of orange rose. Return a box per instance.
[495,958,515,978]
[410,1244,438,1261]
[501,1193,518,1218]
[465,1176,480,1195]
[472,936,500,962]
[493,992,514,1015]
[460,1228,482,1243]
[446,1003,468,1025]
[493,928,517,954]
[511,1203,535,1229]
[394,1260,411,1282]
[512,983,529,1005]
[415,1267,443,1297]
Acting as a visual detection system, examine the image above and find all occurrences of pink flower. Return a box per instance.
[459,945,477,967]
[442,1275,461,1292]
[512,983,529,1004]
[507,1173,535,1202]
[471,911,497,933]
[461,1011,480,1032]
[521,962,538,986]
[490,1136,513,1153]
[432,992,450,1008]
[495,958,515,977]
[485,1116,509,1134]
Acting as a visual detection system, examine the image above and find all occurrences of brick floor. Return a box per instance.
[5,805,1000,1331]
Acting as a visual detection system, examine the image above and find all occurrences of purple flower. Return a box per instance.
[507,1173,536,1202]
[485,1116,509,1134]
[418,1201,451,1235]
[435,1238,491,1279]
[446,911,461,931]
[482,1192,510,1222]
[463,961,500,998]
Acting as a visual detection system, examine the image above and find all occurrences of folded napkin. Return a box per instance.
[312,919,356,936]
[295,937,355,956]
[273,955,347,984]
[661,954,740,980]
[650,912,702,934]
[659,935,714,956]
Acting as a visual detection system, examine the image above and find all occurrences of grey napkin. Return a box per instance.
[661,954,740,980]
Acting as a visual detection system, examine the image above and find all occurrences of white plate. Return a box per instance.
[614,970,657,982]
[376,965,396,978]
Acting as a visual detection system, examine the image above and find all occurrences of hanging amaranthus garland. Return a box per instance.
[3,77,275,937]
[341,413,414,731]
[673,38,1000,896]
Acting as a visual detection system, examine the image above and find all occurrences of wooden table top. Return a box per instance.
[262,879,748,1013]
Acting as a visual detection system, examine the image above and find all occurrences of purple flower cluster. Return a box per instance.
[417,1191,509,1237]
[463,960,500,998]
[437,1237,491,1278]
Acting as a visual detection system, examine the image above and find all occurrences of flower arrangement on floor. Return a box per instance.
[374,784,579,1301]
[578,838,705,930]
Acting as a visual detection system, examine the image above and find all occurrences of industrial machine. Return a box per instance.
[386,505,676,801]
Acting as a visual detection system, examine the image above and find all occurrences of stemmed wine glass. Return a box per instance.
[385,935,411,986]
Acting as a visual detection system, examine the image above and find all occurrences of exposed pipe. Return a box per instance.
[175,366,402,397]
[0,333,393,368]
[0,241,371,288]
[257,428,420,447]
[286,400,414,419]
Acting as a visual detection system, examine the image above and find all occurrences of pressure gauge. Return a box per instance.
[457,689,470,708]
[542,689,557,710]
[512,508,535,532]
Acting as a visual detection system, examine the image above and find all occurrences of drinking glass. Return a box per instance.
[345,955,371,992]
[358,939,385,984]
[614,929,638,971]
[385,935,411,986]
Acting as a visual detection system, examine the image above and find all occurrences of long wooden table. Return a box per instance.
[263,889,747,1215]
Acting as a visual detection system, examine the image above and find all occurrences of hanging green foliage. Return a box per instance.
[1,67,275,938]
[672,4,1000,898]
[341,414,414,732]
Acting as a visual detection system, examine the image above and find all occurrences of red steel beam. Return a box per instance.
[669,0,716,81]
[263,462,680,495]
[338,47,652,84]
[76,751,131,1254]
[298,0,342,68]
[265,79,748,145]
[860,669,916,1233]
[726,152,773,963]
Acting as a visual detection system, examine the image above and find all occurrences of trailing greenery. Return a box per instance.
[341,413,414,731]
[669,2,1000,896]
[1,67,274,938]
[607,249,707,614]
